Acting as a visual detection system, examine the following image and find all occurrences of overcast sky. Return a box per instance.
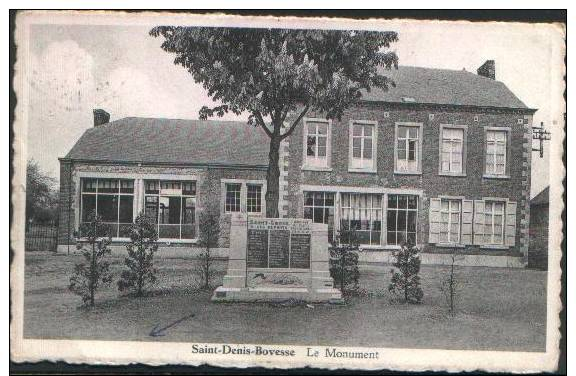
[24,18,564,197]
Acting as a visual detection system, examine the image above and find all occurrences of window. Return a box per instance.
[439,199,461,243]
[440,126,465,174]
[303,119,330,168]
[350,121,377,171]
[395,124,421,173]
[483,201,505,245]
[303,191,335,242]
[485,129,508,176]
[246,184,262,213]
[225,183,242,212]
[386,195,418,245]
[340,193,382,246]
[80,178,134,238]
[145,180,196,239]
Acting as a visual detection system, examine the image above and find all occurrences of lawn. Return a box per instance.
[23,252,547,352]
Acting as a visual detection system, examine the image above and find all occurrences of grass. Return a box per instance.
[23,252,547,351]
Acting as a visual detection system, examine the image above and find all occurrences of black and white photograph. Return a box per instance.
[10,11,565,372]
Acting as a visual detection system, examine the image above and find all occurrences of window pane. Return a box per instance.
[225,184,241,212]
[363,140,372,159]
[398,195,408,209]
[98,179,119,194]
[247,185,262,213]
[304,192,314,206]
[325,193,335,206]
[159,225,180,239]
[317,123,327,135]
[408,127,418,138]
[397,211,406,231]
[398,126,407,138]
[364,125,373,137]
[145,196,159,223]
[352,138,361,158]
[97,195,118,222]
[353,124,362,136]
[119,196,133,223]
[145,180,159,194]
[307,136,316,156]
[317,145,327,157]
[408,140,417,161]
[181,197,195,239]
[120,180,134,194]
[388,195,398,209]
[313,208,324,223]
[407,195,418,209]
[82,179,97,193]
[407,211,417,232]
[304,207,313,220]
[182,181,196,196]
[159,196,181,224]
[81,195,96,222]
[387,231,397,245]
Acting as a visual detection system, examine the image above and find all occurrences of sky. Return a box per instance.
[23,19,564,197]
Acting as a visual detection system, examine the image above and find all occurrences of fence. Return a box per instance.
[25,222,58,252]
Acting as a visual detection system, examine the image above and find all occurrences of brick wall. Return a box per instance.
[284,102,532,258]
[528,203,549,270]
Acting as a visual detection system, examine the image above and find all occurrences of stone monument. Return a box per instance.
[212,213,342,302]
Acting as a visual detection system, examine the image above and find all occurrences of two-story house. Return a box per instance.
[57,60,536,267]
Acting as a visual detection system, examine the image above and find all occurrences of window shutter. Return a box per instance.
[473,200,485,245]
[428,198,441,244]
[461,200,474,245]
[505,201,517,246]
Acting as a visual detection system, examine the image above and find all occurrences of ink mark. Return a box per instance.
[149,313,195,337]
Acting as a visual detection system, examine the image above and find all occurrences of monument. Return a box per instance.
[212,214,342,302]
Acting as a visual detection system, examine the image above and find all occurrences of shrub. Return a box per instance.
[68,212,113,306]
[194,204,221,289]
[439,249,466,315]
[388,242,423,304]
[117,213,159,296]
[329,230,360,296]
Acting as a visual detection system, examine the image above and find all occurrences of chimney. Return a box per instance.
[93,109,110,127]
[477,60,495,80]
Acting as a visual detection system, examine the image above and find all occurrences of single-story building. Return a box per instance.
[528,187,549,270]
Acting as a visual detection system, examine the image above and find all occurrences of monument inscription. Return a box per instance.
[246,218,311,269]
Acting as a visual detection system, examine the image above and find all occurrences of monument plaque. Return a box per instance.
[213,214,342,303]
[290,233,311,269]
[268,230,290,268]
[247,229,268,268]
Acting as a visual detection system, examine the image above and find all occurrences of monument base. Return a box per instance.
[211,286,343,303]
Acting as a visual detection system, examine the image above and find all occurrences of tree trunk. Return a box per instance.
[265,134,282,218]
[90,240,95,307]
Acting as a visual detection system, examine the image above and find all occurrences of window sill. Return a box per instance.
[434,243,465,248]
[480,244,510,250]
[77,238,199,244]
[348,168,377,174]
[394,170,422,176]
[438,172,467,177]
[301,166,332,172]
[483,174,510,180]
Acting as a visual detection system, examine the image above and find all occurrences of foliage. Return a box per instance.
[150,27,398,217]
[329,230,360,296]
[439,249,466,315]
[388,242,423,304]
[117,213,159,296]
[26,159,58,224]
[68,212,113,306]
[194,203,221,289]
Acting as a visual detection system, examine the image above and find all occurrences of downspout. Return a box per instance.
[67,161,72,255]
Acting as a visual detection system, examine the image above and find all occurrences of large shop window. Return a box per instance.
[440,127,465,174]
[304,119,330,168]
[80,178,134,238]
[485,129,508,176]
[340,193,382,246]
[395,124,421,173]
[350,121,377,171]
[303,191,335,242]
[386,194,418,245]
[144,180,196,240]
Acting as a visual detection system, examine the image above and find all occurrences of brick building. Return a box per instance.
[57,60,536,267]
[528,187,549,270]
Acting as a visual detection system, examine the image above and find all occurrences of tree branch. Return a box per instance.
[280,104,310,140]
[253,110,273,138]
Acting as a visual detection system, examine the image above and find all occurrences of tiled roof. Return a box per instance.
[65,66,532,166]
[531,187,549,206]
[362,66,529,109]
[65,117,270,167]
